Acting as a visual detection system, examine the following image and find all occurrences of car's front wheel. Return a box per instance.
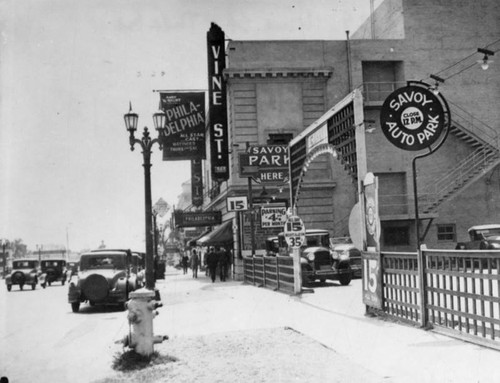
[71,302,80,313]
[338,273,352,286]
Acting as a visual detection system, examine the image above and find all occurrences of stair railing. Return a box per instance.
[448,100,499,151]
[419,146,499,211]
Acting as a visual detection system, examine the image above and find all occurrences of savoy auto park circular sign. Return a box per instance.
[380,85,446,151]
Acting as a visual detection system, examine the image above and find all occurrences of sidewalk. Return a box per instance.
[153,268,500,383]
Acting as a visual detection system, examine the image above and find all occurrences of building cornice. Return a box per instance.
[224,67,333,79]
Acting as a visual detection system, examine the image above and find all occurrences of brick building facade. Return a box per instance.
[194,0,499,278]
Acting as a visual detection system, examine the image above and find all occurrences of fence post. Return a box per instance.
[252,256,255,285]
[276,257,280,291]
[418,247,428,327]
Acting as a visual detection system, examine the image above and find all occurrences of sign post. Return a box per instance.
[284,213,306,294]
[380,80,451,328]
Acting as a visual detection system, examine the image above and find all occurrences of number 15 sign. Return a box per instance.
[284,215,306,248]
[227,196,248,212]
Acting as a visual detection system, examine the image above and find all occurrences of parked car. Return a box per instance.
[68,250,139,312]
[5,259,39,291]
[67,261,79,279]
[456,224,500,250]
[40,259,68,287]
[330,239,362,278]
[276,229,352,286]
[265,236,279,256]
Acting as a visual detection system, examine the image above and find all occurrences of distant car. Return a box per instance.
[456,224,500,250]
[67,261,79,279]
[68,250,139,312]
[40,259,68,288]
[330,240,362,278]
[5,259,39,291]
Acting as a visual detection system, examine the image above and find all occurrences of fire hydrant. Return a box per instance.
[123,288,167,356]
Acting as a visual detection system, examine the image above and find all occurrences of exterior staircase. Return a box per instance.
[419,101,500,214]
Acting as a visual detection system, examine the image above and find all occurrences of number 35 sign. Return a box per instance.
[284,215,306,248]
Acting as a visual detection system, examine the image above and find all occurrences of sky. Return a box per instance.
[0,0,378,252]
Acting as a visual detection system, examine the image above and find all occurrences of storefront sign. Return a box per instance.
[207,23,229,180]
[160,92,206,160]
[239,145,289,184]
[380,85,445,151]
[191,159,203,207]
[174,211,221,227]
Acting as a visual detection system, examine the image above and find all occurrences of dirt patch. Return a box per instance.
[95,327,381,383]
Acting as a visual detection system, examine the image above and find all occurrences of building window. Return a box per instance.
[437,224,456,241]
[383,225,410,246]
[362,61,405,104]
[267,133,293,145]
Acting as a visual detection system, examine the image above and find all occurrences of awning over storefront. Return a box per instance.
[187,229,211,247]
[197,220,233,246]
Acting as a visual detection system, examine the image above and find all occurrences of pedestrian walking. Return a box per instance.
[206,246,218,283]
[181,253,189,275]
[191,249,199,278]
[218,246,229,282]
[203,249,209,276]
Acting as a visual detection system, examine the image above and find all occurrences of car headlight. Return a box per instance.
[307,253,315,261]
[339,251,350,261]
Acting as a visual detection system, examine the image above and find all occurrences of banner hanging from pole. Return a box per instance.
[160,91,206,161]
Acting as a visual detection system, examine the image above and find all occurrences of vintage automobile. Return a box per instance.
[456,224,500,250]
[40,259,68,287]
[330,238,362,278]
[5,259,39,291]
[276,229,352,286]
[68,250,139,312]
[67,261,79,279]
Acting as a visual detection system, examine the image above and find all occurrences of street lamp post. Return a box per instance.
[36,244,43,263]
[123,103,167,291]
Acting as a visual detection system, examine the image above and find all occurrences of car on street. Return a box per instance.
[40,259,68,287]
[330,239,362,278]
[68,250,140,312]
[67,261,79,279]
[5,259,39,291]
[276,229,352,286]
[456,224,500,250]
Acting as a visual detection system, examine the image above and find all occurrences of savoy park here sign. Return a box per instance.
[239,145,289,184]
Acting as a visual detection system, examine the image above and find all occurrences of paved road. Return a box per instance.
[0,281,123,382]
[2,269,500,382]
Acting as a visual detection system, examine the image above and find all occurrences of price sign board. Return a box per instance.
[284,215,306,248]
[227,196,248,212]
